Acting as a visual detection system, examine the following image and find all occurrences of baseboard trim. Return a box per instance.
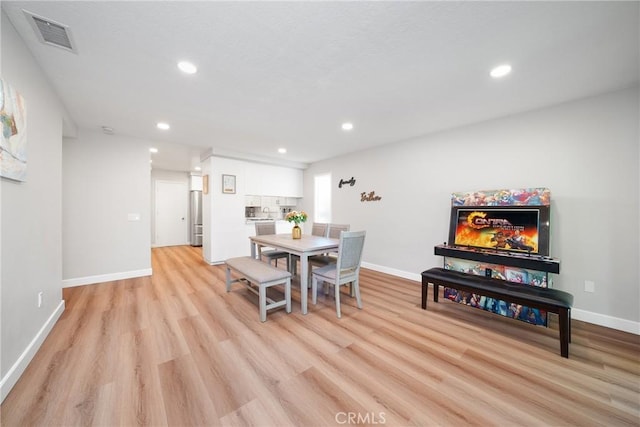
[62,268,152,288]
[362,262,639,335]
[361,261,421,282]
[571,308,639,335]
[0,300,66,402]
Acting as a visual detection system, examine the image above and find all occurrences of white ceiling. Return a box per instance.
[2,1,638,171]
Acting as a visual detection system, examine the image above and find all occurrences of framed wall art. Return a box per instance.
[222,174,236,194]
[1,78,27,182]
[202,175,209,194]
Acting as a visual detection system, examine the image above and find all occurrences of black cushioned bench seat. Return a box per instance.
[421,267,573,358]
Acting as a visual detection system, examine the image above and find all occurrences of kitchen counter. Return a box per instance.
[245,217,283,224]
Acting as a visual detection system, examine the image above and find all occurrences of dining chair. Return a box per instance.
[254,221,290,270]
[289,222,328,276]
[311,230,366,318]
[308,223,350,269]
[327,223,350,239]
[311,222,329,237]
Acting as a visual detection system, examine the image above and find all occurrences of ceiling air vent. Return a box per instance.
[23,10,77,54]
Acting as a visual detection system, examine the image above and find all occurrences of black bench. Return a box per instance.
[421,267,573,358]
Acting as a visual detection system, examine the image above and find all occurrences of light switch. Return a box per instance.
[128,213,141,221]
[584,280,595,293]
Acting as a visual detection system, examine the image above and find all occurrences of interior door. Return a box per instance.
[155,181,188,247]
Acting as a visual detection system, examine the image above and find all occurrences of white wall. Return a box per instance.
[62,130,151,286]
[202,156,248,263]
[0,12,66,400]
[302,87,639,333]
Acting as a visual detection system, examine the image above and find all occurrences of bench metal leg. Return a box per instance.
[285,278,291,314]
[421,278,428,309]
[568,309,572,343]
[559,308,570,358]
[259,284,267,322]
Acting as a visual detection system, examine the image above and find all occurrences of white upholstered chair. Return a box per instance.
[311,230,366,318]
[254,221,290,270]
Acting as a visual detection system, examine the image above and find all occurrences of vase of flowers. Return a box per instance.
[285,210,307,239]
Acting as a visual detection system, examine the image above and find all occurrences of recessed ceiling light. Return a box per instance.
[157,122,170,130]
[194,166,201,171]
[149,159,153,163]
[177,61,197,74]
[149,147,158,153]
[101,126,114,135]
[341,122,354,131]
[278,148,287,154]
[490,64,512,78]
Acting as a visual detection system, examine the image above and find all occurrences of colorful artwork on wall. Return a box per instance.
[0,79,27,182]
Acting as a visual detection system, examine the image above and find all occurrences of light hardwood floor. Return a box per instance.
[2,245,639,426]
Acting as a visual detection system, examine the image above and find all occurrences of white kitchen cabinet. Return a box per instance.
[245,163,303,197]
[245,164,264,195]
[269,167,303,197]
[190,175,203,191]
[245,195,261,207]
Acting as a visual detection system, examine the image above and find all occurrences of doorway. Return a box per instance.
[155,180,188,247]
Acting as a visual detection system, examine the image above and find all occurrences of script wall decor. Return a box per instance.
[361,191,382,202]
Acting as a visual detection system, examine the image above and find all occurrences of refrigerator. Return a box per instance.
[190,190,203,246]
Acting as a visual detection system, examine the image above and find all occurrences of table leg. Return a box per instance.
[301,255,309,314]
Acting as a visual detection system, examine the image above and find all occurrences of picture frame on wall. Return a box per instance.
[222,174,236,194]
[0,78,28,182]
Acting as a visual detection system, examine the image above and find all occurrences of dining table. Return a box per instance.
[249,233,339,314]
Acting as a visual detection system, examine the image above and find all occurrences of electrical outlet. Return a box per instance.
[37,291,43,308]
[584,280,595,293]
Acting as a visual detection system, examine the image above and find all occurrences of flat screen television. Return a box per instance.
[448,205,551,256]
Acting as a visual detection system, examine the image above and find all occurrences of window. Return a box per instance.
[314,173,331,223]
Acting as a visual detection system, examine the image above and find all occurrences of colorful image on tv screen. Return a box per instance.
[454,208,540,254]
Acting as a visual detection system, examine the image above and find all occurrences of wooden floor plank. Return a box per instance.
[2,245,639,426]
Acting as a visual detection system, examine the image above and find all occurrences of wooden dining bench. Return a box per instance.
[225,256,292,322]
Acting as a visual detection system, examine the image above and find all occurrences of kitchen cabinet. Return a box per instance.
[245,195,261,207]
[244,163,303,197]
[245,165,263,195]
[190,175,203,191]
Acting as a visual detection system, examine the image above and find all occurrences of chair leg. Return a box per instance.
[225,267,231,292]
[354,279,362,309]
[335,283,341,318]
